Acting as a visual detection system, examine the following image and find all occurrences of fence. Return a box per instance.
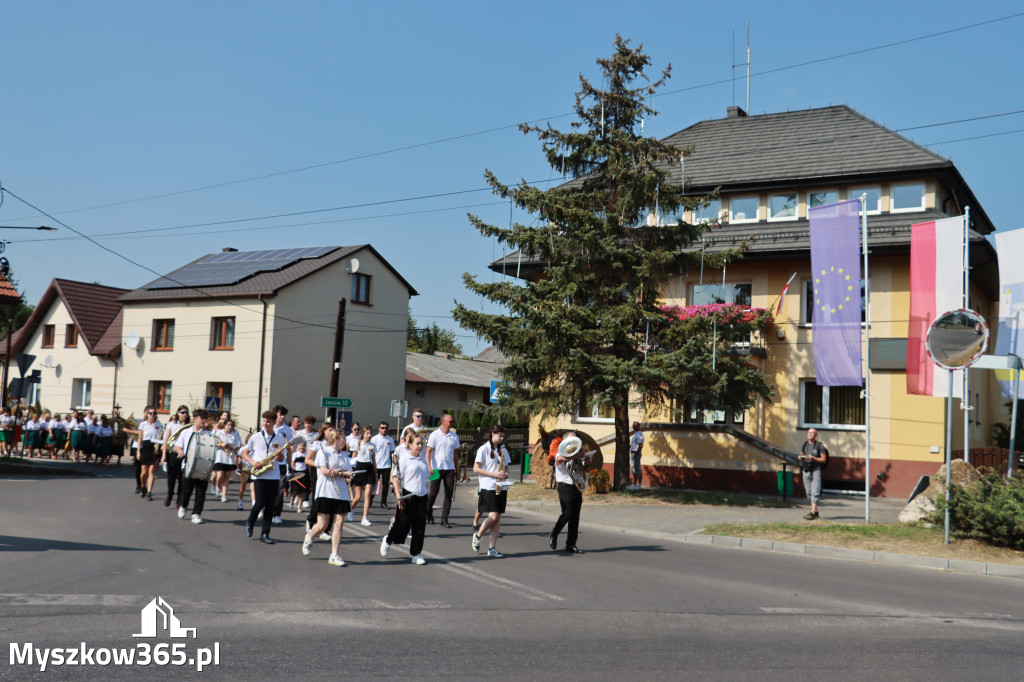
[952,447,1024,473]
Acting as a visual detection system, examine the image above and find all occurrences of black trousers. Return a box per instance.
[180,477,209,516]
[165,456,184,501]
[371,467,391,505]
[306,468,320,526]
[248,479,277,536]
[386,491,427,556]
[426,469,455,521]
[271,464,287,518]
[552,482,583,549]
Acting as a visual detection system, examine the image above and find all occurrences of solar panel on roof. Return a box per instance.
[148,246,339,290]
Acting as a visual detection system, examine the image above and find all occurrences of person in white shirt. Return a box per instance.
[425,413,460,527]
[49,413,67,460]
[350,426,377,526]
[472,425,512,558]
[239,410,288,544]
[345,422,361,453]
[301,426,354,567]
[83,409,97,463]
[269,406,294,525]
[127,406,163,501]
[0,408,12,456]
[370,422,396,510]
[380,433,430,565]
[94,415,114,466]
[293,415,318,512]
[212,418,242,502]
[400,409,425,441]
[175,410,214,524]
[549,430,590,555]
[630,422,645,488]
[160,407,191,508]
[23,412,41,458]
[68,411,89,463]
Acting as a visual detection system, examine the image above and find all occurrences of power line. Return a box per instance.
[4,11,1021,224]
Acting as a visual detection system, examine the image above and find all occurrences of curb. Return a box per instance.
[506,502,1024,581]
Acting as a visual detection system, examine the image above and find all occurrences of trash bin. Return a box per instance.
[777,470,793,497]
[523,450,531,476]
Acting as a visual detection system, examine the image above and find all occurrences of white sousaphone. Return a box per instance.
[557,436,591,492]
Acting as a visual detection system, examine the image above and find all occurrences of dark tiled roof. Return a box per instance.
[659,105,951,190]
[405,351,507,388]
[0,279,129,358]
[121,244,417,302]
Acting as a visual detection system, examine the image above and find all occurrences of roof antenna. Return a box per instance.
[746,21,751,113]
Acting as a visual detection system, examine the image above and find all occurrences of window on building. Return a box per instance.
[692,199,722,224]
[65,324,78,348]
[729,196,758,223]
[71,378,91,408]
[848,187,881,214]
[802,278,869,324]
[577,396,614,422]
[153,319,175,351]
[809,190,839,209]
[457,390,468,402]
[691,282,752,307]
[206,382,232,412]
[211,317,235,350]
[42,325,55,348]
[352,273,371,305]
[150,381,172,413]
[768,193,798,221]
[891,182,925,212]
[801,380,864,429]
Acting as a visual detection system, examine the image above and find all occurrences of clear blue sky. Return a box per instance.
[1,1,1021,352]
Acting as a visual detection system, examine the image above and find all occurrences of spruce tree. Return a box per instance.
[454,36,774,489]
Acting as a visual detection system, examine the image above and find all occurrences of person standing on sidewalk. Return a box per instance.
[629,422,645,489]
[799,428,828,520]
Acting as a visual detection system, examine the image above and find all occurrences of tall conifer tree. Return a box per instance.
[454,37,773,488]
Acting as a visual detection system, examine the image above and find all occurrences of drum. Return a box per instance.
[184,432,218,481]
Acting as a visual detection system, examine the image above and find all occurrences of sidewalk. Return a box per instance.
[506,487,1024,580]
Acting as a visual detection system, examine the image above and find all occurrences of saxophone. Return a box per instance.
[495,444,507,494]
[251,435,304,476]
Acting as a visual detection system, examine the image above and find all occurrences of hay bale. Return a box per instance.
[899,459,982,523]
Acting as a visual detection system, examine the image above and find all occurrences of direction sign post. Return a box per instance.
[320,397,352,409]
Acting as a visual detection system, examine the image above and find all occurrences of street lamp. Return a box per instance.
[0,225,57,231]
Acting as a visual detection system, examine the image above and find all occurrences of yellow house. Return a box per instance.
[496,105,1003,498]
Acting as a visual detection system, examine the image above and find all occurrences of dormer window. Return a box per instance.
[768,193,798,221]
[848,187,881,214]
[729,196,758,223]
[891,182,925,212]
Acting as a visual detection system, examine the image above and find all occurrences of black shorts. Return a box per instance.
[477,489,507,515]
[212,462,235,472]
[139,441,159,466]
[352,461,375,486]
[315,497,351,516]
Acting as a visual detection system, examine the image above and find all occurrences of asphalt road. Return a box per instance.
[3,471,1024,680]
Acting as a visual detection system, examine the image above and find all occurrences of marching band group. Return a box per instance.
[0,407,117,464]
[103,404,562,567]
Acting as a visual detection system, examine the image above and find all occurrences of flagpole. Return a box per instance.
[963,207,971,465]
[861,194,871,523]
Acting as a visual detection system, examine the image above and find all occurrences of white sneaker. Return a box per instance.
[346,511,354,522]
[301,500,310,511]
[302,534,312,556]
[379,535,390,557]
[319,532,331,542]
[190,514,203,524]
[410,555,426,565]
[360,517,372,527]
[328,554,345,567]
[220,493,228,503]
[471,532,481,552]
[176,507,186,519]
[272,516,283,525]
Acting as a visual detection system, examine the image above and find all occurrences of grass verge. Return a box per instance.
[506,481,793,508]
[704,521,1024,566]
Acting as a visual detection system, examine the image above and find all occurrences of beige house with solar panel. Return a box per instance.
[117,245,416,432]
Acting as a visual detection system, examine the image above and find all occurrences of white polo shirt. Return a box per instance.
[475,442,511,492]
[243,429,288,481]
[426,428,460,470]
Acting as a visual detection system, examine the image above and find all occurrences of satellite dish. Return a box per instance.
[125,331,140,350]
[43,355,54,368]
[348,258,360,274]
[54,364,62,377]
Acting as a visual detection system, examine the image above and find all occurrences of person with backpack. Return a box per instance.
[798,428,829,520]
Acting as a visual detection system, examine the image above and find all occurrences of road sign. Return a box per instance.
[204,396,221,411]
[489,380,505,403]
[321,396,352,409]
[15,353,35,377]
[390,400,408,418]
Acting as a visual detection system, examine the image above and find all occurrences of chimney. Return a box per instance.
[222,247,238,253]
[727,106,747,118]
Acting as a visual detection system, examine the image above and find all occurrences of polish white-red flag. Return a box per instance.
[907,216,966,396]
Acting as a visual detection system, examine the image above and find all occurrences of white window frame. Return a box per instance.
[691,199,722,225]
[890,182,926,213]
[729,196,759,224]
[809,190,840,209]
[848,187,881,214]
[767,193,798,221]
[799,380,865,431]
[71,378,92,409]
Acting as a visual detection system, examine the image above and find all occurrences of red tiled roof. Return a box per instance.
[0,274,21,303]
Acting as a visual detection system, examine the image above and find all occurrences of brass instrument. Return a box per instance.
[165,423,192,459]
[250,435,304,476]
[494,443,508,494]
[557,436,593,493]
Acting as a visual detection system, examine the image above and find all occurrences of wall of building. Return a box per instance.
[270,253,410,426]
[16,299,117,415]
[403,381,489,426]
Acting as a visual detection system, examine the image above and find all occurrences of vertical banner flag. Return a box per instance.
[907,216,966,397]
[809,200,862,386]
[994,227,1024,398]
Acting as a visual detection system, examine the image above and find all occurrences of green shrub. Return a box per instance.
[936,472,1024,550]
[456,409,473,430]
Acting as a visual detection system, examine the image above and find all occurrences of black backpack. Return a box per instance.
[804,441,828,471]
